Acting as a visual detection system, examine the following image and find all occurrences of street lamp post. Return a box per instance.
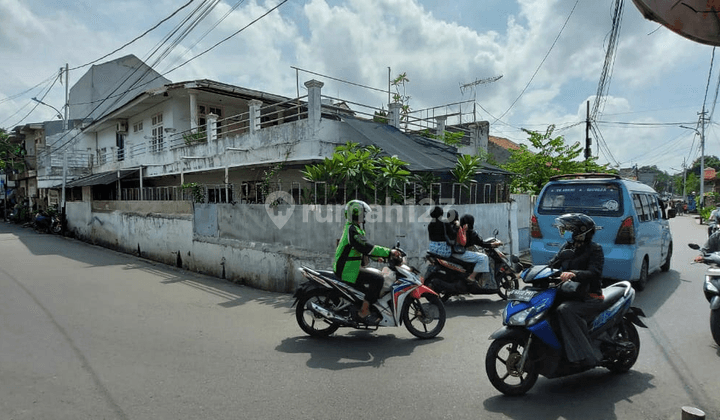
[31,97,66,131]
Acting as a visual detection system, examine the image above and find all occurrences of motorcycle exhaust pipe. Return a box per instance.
[309,302,352,325]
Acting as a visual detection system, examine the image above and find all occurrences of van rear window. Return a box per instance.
[538,183,623,216]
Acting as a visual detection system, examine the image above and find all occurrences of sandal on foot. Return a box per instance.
[359,313,381,326]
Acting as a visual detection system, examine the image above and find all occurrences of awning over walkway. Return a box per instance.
[64,169,138,188]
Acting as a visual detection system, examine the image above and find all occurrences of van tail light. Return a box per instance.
[615,216,636,244]
[531,215,543,238]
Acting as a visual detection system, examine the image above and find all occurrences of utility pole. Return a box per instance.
[63,63,69,131]
[700,109,707,209]
[683,158,687,200]
[585,100,591,168]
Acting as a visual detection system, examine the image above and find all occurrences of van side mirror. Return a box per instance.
[667,209,677,219]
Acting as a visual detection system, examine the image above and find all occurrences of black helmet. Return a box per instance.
[553,213,599,244]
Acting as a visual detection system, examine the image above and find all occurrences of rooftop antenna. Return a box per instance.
[459,75,503,123]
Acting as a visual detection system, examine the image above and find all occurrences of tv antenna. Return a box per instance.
[459,75,503,122]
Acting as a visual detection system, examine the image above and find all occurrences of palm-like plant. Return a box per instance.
[452,154,482,203]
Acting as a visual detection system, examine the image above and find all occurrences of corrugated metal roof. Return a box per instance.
[342,117,512,174]
[65,169,138,187]
[342,117,459,172]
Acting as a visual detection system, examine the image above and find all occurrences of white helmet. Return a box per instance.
[344,200,371,224]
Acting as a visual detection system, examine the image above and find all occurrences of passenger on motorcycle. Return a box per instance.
[459,214,498,288]
[427,206,453,258]
[334,200,399,325]
[551,213,605,367]
[446,209,490,287]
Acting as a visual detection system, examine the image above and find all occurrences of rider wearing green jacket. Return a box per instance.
[334,200,397,325]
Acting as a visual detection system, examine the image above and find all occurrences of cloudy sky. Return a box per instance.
[1,0,718,174]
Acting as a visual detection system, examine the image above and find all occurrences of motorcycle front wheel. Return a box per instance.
[295,288,341,338]
[711,309,720,346]
[401,294,446,339]
[485,336,538,396]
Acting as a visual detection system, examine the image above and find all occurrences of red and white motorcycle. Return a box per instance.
[293,246,446,339]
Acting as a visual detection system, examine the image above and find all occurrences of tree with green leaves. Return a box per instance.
[0,129,25,173]
[301,142,410,204]
[501,125,614,195]
[452,154,483,203]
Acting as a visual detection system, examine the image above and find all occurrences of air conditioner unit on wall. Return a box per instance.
[116,120,128,133]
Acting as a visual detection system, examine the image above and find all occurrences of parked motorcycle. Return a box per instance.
[32,210,52,233]
[688,243,720,346]
[293,245,446,339]
[424,230,523,301]
[485,249,648,396]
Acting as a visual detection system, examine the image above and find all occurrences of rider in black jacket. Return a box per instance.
[550,213,605,367]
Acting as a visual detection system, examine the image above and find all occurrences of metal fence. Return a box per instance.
[117,181,508,205]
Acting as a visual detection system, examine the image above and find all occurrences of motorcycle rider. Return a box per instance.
[551,213,605,367]
[334,199,399,325]
[694,228,720,262]
[708,203,720,236]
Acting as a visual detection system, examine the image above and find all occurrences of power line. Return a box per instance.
[491,0,579,124]
[68,0,196,72]
[42,0,289,155]
[591,0,624,120]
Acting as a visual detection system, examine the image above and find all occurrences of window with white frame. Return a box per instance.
[151,113,163,152]
[133,121,143,133]
[199,104,223,135]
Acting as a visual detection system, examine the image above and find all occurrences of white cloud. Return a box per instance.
[1,0,717,173]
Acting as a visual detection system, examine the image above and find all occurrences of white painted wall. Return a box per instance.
[64,198,532,293]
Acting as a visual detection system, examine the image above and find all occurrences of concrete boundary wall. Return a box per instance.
[65,196,532,293]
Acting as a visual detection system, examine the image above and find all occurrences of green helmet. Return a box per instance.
[344,200,371,223]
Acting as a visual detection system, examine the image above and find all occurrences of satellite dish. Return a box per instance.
[631,0,720,46]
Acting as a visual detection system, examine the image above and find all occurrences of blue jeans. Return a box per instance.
[452,250,489,273]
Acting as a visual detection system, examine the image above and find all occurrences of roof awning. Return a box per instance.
[64,169,138,187]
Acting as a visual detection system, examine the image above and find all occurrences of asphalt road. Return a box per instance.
[0,215,718,420]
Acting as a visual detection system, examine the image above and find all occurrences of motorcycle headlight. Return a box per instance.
[507,308,532,325]
[507,307,546,327]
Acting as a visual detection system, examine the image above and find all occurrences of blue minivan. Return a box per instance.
[530,173,675,291]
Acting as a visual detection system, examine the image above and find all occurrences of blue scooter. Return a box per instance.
[485,250,647,396]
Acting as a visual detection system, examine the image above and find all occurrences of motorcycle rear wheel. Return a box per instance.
[51,222,62,234]
[485,336,538,396]
[497,272,519,300]
[401,294,446,339]
[295,289,341,338]
[710,309,720,347]
[605,319,640,373]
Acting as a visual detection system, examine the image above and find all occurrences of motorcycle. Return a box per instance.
[688,243,720,346]
[709,223,720,238]
[293,245,446,339]
[424,230,523,301]
[32,210,52,233]
[485,249,648,396]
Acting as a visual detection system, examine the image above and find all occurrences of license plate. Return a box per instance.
[508,289,536,302]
